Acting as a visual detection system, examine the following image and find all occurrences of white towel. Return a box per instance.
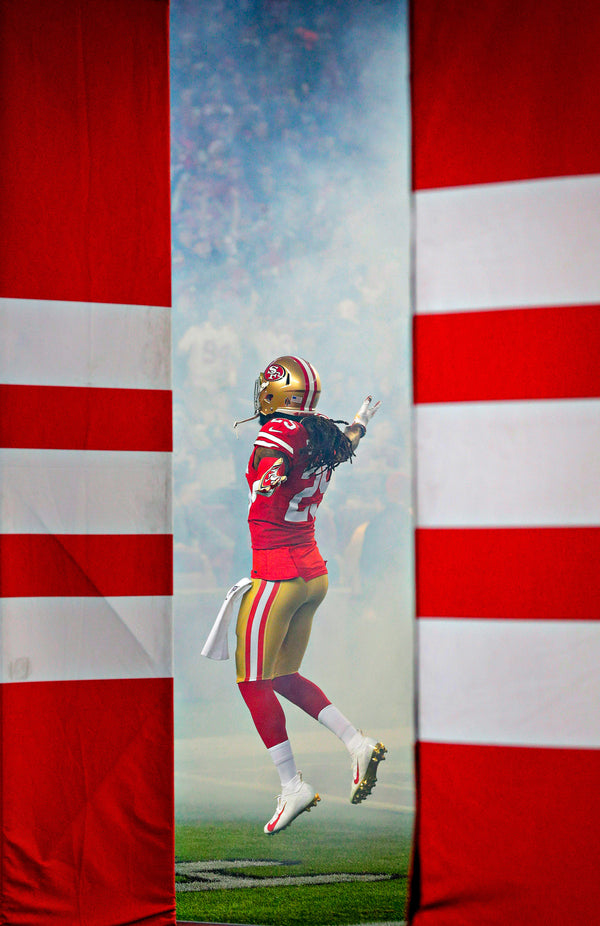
[201,577,253,660]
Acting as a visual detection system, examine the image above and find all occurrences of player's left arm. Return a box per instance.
[344,396,381,450]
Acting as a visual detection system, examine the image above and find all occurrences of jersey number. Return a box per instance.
[285,469,329,522]
[270,418,298,430]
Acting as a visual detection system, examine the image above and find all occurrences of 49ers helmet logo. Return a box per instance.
[264,363,285,382]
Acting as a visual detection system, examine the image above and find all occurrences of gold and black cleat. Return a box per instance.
[351,742,387,805]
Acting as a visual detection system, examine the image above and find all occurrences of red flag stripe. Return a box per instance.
[414,305,600,404]
[1,677,175,925]
[0,0,171,305]
[0,384,172,451]
[0,534,173,598]
[416,527,600,620]
[410,742,600,924]
[410,0,600,189]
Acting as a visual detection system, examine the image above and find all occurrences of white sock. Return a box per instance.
[317,704,359,751]
[268,739,298,787]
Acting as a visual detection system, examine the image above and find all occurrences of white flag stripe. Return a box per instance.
[415,174,600,313]
[0,449,171,534]
[0,596,173,683]
[416,398,600,527]
[418,618,600,749]
[0,297,170,389]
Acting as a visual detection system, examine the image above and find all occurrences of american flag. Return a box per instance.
[410,0,600,923]
[0,1,174,922]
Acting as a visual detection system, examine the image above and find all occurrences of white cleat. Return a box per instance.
[350,736,387,804]
[264,772,320,835]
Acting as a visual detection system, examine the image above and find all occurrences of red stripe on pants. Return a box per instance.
[244,580,266,680]
[256,581,280,679]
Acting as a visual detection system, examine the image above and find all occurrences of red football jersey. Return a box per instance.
[247,416,332,550]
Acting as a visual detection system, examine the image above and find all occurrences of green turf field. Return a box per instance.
[175,809,412,925]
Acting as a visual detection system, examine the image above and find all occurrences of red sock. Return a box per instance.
[238,679,288,749]
[272,672,331,720]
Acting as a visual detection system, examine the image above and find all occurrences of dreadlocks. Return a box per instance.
[299,414,355,474]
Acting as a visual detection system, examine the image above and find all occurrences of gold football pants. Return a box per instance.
[235,574,328,682]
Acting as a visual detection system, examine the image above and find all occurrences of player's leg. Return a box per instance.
[272,574,360,737]
[235,578,320,832]
[236,577,303,759]
[271,573,328,679]
[271,573,358,736]
[271,574,335,718]
[271,574,387,804]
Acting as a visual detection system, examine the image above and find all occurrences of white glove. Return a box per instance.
[352,396,381,433]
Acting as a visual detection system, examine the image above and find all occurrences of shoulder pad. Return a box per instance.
[254,416,306,457]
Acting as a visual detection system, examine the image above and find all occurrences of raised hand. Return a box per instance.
[352,396,381,432]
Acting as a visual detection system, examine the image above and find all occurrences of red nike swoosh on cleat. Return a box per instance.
[354,763,360,785]
[267,802,287,832]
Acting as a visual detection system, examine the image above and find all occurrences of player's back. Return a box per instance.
[247,416,332,549]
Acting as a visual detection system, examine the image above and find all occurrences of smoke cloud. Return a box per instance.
[171,0,413,820]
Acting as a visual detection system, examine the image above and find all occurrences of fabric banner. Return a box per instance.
[409,0,600,922]
[0,1,174,923]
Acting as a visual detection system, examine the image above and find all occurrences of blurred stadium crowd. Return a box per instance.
[170,0,411,645]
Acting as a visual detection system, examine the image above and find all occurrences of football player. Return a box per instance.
[234,356,386,834]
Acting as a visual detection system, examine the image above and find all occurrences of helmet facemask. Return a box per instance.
[253,374,263,416]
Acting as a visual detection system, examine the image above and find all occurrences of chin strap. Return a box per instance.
[233,411,259,433]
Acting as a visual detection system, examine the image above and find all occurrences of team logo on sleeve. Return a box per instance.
[264,363,285,381]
